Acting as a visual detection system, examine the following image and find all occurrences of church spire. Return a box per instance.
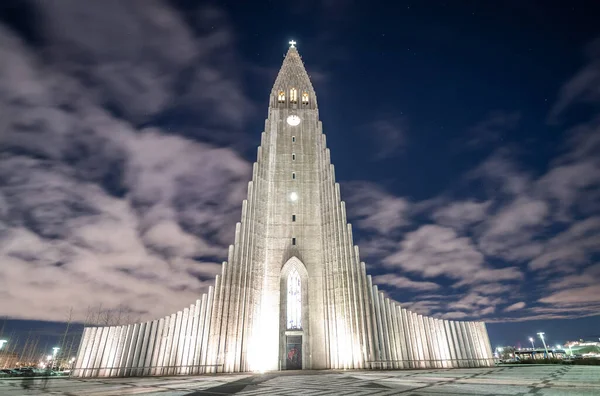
[272,40,316,109]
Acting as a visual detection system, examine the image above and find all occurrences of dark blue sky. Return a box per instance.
[0,0,599,354]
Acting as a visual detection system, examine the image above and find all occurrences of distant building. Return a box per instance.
[0,351,19,369]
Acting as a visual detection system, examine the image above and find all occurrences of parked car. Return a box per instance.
[1,369,22,376]
[14,367,35,376]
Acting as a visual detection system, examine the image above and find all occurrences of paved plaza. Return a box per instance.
[1,365,599,395]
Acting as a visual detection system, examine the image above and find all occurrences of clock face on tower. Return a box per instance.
[286,115,301,126]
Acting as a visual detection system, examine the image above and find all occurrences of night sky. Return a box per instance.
[1,0,599,352]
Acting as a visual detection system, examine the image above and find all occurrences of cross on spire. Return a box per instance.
[289,40,297,48]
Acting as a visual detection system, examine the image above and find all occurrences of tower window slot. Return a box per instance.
[290,88,298,103]
[292,172,296,180]
[292,153,296,161]
[302,92,309,105]
[292,136,296,143]
[278,91,285,103]
[292,214,296,222]
[292,237,296,245]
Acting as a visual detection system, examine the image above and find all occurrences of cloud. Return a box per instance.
[364,118,408,160]
[0,1,253,322]
[383,224,523,285]
[372,274,440,291]
[432,200,491,230]
[529,217,600,271]
[477,197,547,262]
[549,37,600,122]
[343,181,411,235]
[468,110,521,147]
[539,286,600,305]
[504,302,526,312]
[439,311,470,320]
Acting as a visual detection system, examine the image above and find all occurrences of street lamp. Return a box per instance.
[537,332,549,357]
[0,340,7,350]
[52,347,60,370]
[528,337,535,349]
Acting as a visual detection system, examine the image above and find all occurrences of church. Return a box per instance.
[72,42,494,377]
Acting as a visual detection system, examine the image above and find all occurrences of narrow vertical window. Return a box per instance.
[292,172,296,180]
[287,268,301,329]
[292,153,296,161]
[302,92,309,105]
[292,136,296,143]
[278,91,285,103]
[292,214,296,222]
[290,88,298,103]
[292,237,296,245]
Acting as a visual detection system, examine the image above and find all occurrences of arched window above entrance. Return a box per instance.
[287,268,302,329]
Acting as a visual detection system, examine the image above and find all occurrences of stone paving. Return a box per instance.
[1,365,599,395]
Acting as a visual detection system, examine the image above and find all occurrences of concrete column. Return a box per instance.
[429,318,440,368]
[193,295,207,374]
[366,275,380,369]
[418,315,432,368]
[372,286,386,368]
[79,327,96,377]
[154,317,169,375]
[200,286,214,373]
[122,324,137,376]
[130,323,145,376]
[480,322,494,367]
[166,312,180,375]
[147,319,161,375]
[381,297,395,369]
[98,326,116,377]
[118,324,134,376]
[456,321,469,367]
[173,308,188,374]
[449,321,463,367]
[92,326,110,377]
[427,317,440,368]
[410,312,423,368]
[401,309,413,368]
[73,328,91,377]
[390,304,403,369]
[137,321,152,376]
[233,198,252,372]
[85,327,103,377]
[399,308,411,368]
[443,320,457,368]
[183,303,197,374]
[469,321,483,367]
[459,321,474,367]
[360,262,376,368]
[206,271,223,373]
[438,319,451,368]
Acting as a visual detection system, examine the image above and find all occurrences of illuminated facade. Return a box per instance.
[72,43,494,377]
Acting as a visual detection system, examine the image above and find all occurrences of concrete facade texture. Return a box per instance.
[72,45,494,377]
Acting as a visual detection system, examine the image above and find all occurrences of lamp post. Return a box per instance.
[52,347,60,370]
[537,332,549,358]
[528,337,535,349]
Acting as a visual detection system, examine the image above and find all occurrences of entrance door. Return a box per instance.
[285,335,302,369]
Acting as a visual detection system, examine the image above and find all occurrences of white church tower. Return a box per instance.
[73,42,494,377]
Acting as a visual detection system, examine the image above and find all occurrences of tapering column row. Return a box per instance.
[73,288,215,377]
[363,286,494,369]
